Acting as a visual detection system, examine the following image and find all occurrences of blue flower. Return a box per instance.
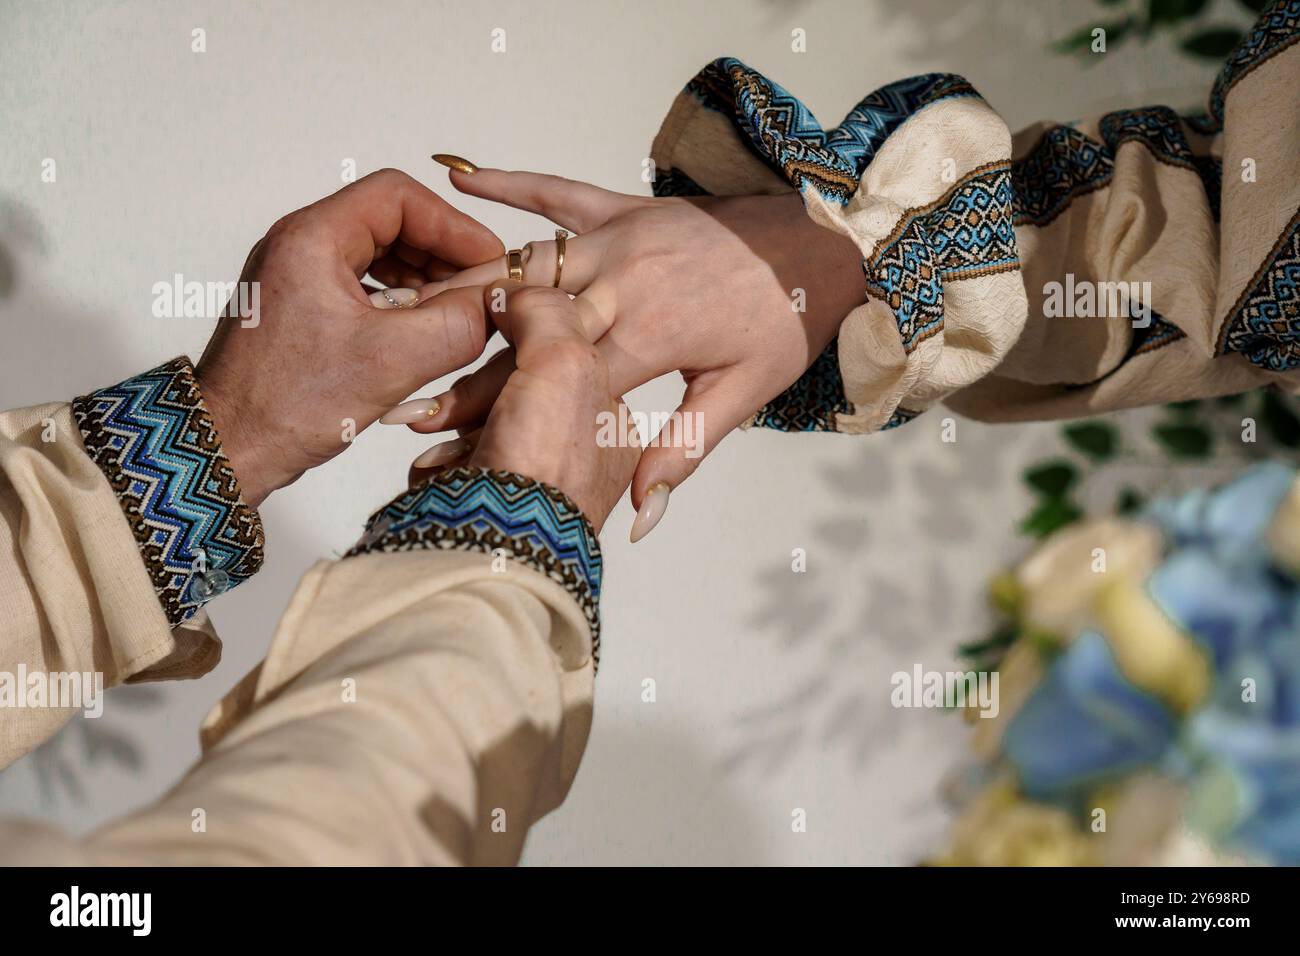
[1002,463,1300,863]
[1004,631,1177,797]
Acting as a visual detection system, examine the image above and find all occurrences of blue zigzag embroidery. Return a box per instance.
[347,466,604,662]
[71,357,265,626]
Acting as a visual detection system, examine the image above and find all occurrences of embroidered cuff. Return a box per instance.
[71,357,266,627]
[656,59,1015,433]
[346,466,604,658]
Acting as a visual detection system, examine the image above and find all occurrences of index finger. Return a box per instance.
[309,168,505,276]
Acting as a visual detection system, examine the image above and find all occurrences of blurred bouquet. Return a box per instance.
[939,463,1300,866]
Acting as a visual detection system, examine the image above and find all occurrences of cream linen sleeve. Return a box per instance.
[0,465,602,866]
[0,358,264,767]
[648,2,1300,434]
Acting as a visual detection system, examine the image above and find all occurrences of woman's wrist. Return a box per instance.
[784,191,868,339]
[717,191,865,347]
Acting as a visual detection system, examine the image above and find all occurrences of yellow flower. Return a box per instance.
[1093,578,1211,715]
[1267,477,1300,575]
[937,780,1095,867]
[966,640,1041,760]
[1015,518,1164,638]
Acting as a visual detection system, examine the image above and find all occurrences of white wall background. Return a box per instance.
[0,0,1223,864]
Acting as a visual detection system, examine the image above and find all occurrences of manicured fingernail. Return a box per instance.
[431,153,478,174]
[381,398,441,425]
[411,437,472,470]
[629,482,671,543]
[369,287,419,309]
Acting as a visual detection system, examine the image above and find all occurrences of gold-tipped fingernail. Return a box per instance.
[380,398,441,425]
[431,153,478,174]
[629,482,671,543]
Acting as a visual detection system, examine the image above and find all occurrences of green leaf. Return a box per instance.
[1027,628,1066,662]
[1063,421,1119,461]
[1153,422,1214,458]
[1117,487,1145,516]
[1148,0,1210,25]
[1052,23,1101,53]
[1023,460,1079,497]
[1181,27,1243,59]
[988,572,1024,617]
[1104,17,1135,47]
[1260,391,1300,448]
[1019,497,1084,538]
[958,622,1019,661]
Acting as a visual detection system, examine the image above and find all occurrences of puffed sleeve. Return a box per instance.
[649,1,1300,433]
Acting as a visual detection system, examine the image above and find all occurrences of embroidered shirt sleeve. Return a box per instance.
[346,465,605,660]
[70,356,266,627]
[652,58,1023,435]
[651,3,1300,428]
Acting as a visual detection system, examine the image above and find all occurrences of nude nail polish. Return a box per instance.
[412,437,472,470]
[431,153,478,175]
[629,482,671,543]
[381,398,441,425]
[369,287,418,309]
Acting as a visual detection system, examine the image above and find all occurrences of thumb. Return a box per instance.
[367,285,490,378]
[628,371,755,543]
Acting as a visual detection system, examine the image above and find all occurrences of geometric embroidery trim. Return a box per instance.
[882,406,921,431]
[1012,124,1114,229]
[653,167,709,198]
[685,57,979,206]
[666,18,1300,418]
[1013,0,1299,227]
[867,161,1020,354]
[674,58,1011,431]
[1216,204,1300,371]
[1099,106,1198,172]
[70,356,265,627]
[1012,105,1209,230]
[1129,313,1188,358]
[345,466,604,663]
[748,337,854,432]
[1205,0,1300,132]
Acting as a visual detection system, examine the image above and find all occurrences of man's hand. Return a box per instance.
[196,168,504,507]
[410,281,638,532]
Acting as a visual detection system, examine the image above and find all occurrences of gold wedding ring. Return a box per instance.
[553,229,569,288]
[509,230,571,287]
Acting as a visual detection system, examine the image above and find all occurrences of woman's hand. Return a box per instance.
[410,281,639,533]
[388,166,865,538]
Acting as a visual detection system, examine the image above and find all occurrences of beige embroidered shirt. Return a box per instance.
[0,385,598,866]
